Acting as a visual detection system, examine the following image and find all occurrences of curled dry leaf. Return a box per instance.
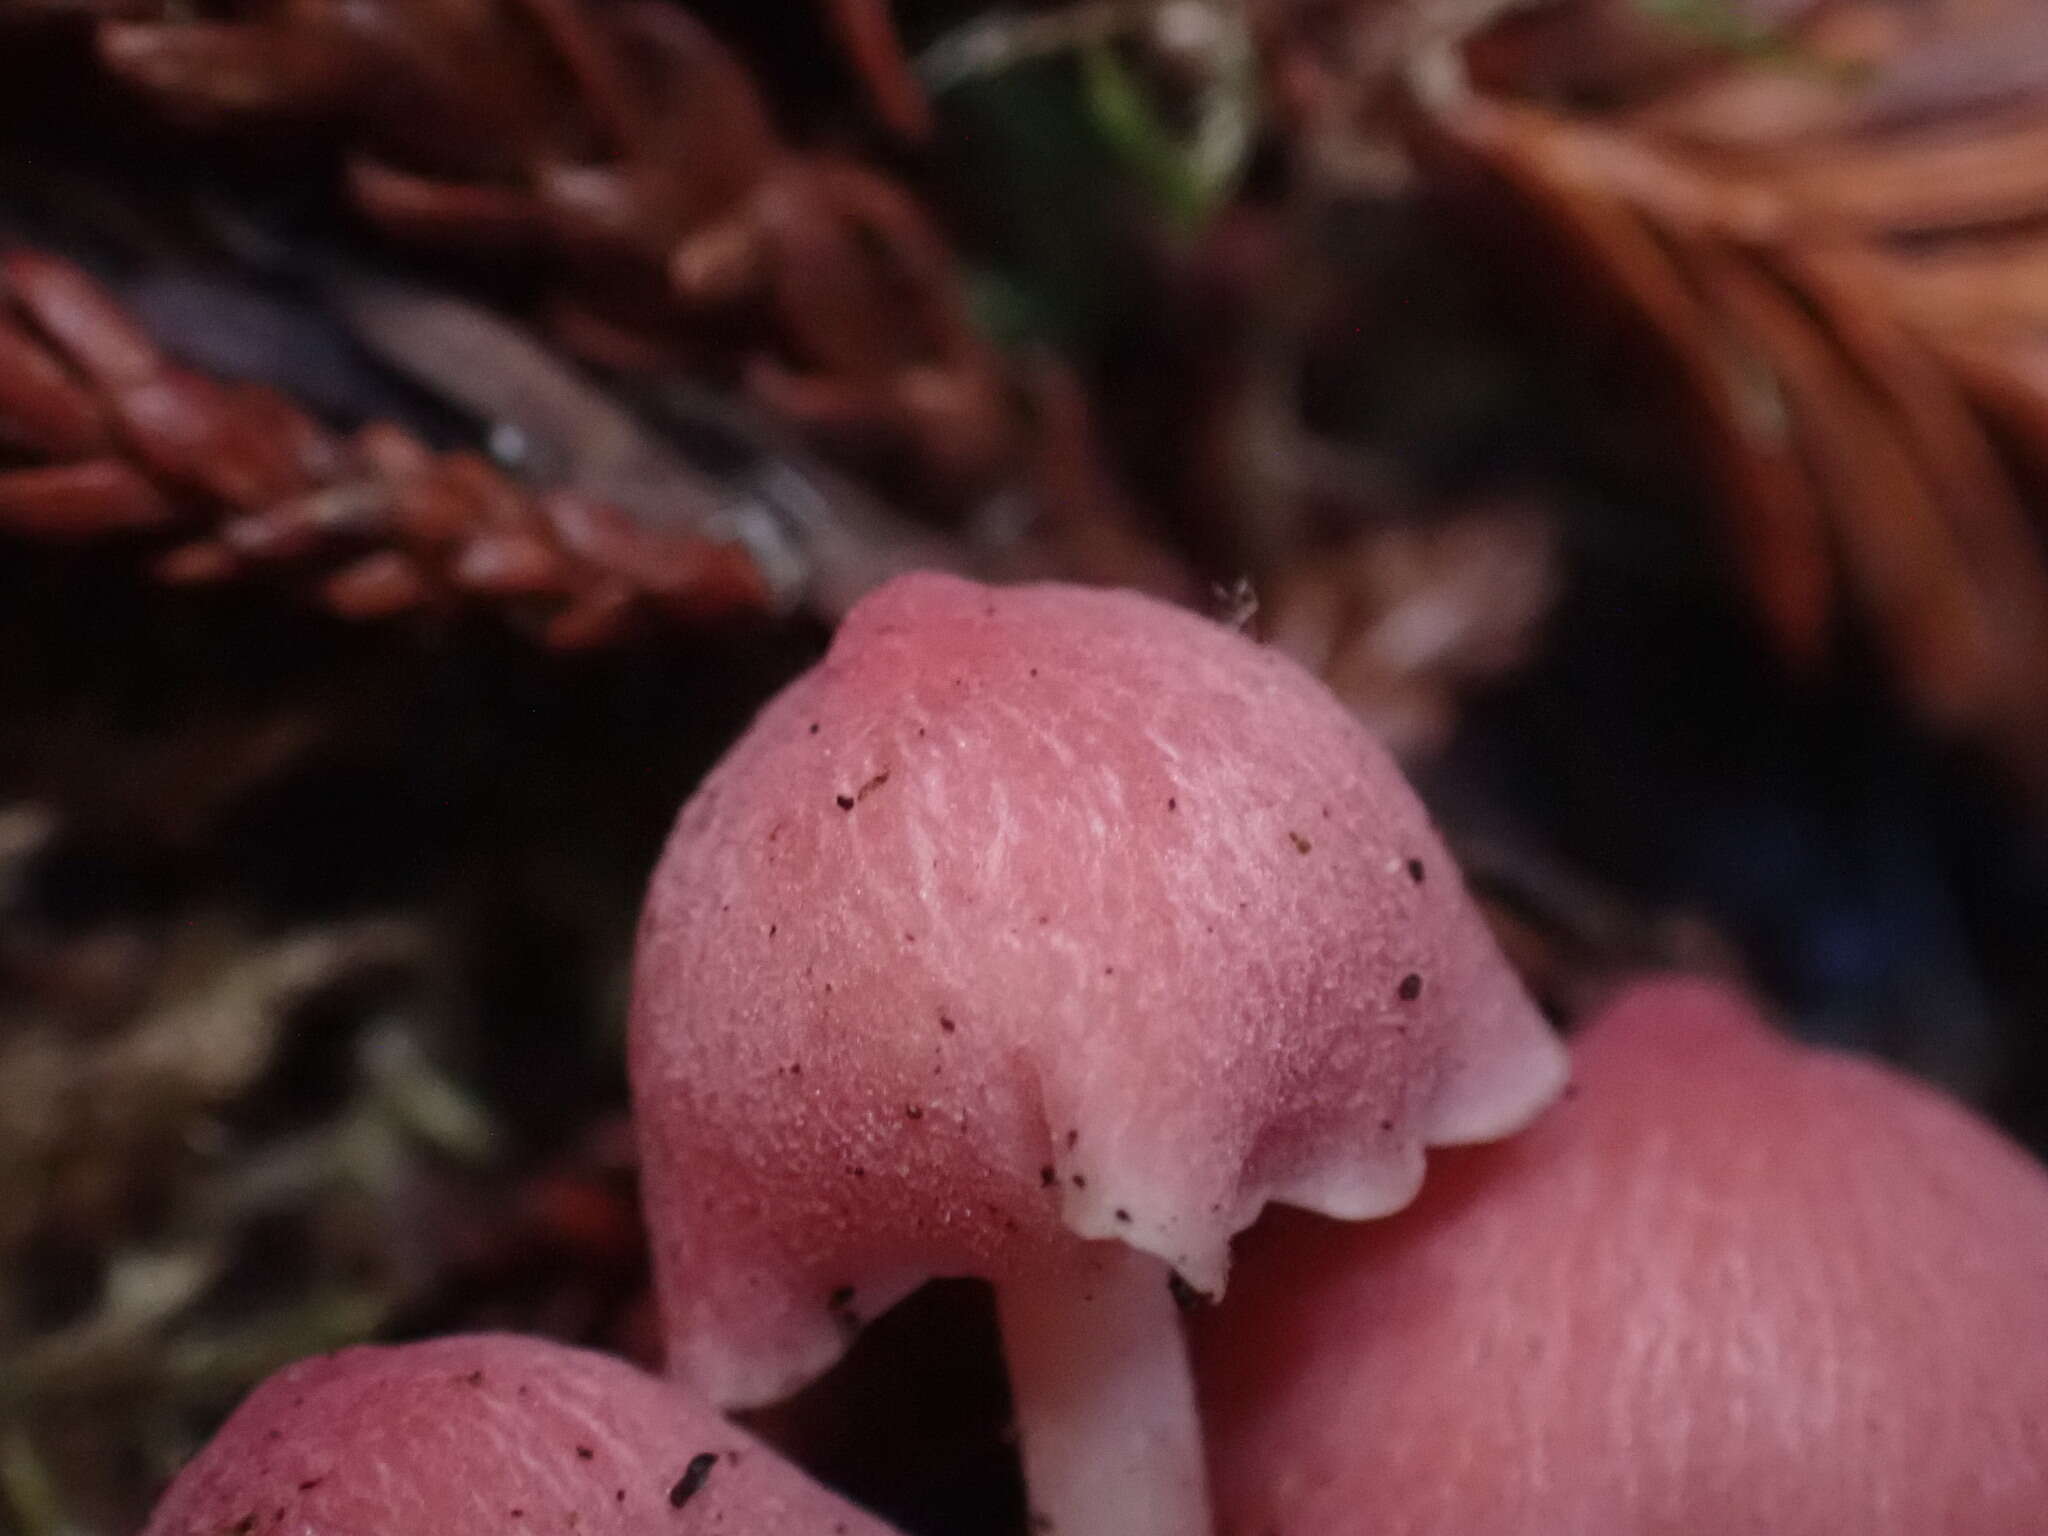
[1261,501,1560,758]
[0,249,768,645]
[1415,0,2048,794]
[818,0,933,140]
[6,0,1014,496]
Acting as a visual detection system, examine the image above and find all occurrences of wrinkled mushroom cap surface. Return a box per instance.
[1197,976,2048,1535]
[633,573,1564,1405]
[140,1334,897,1536]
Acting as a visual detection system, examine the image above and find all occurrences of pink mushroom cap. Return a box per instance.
[631,572,1565,1406]
[1196,975,2048,1535]
[139,1334,899,1536]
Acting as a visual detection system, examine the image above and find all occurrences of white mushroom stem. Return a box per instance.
[995,1246,1213,1536]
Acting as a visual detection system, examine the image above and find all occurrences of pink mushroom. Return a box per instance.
[1197,975,2048,1535]
[140,1333,900,1536]
[630,572,1566,1536]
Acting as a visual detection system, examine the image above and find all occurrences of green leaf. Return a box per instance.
[1077,30,1253,236]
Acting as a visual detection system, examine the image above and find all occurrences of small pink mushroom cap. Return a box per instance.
[632,572,1564,1406]
[1196,976,2048,1535]
[139,1334,898,1536]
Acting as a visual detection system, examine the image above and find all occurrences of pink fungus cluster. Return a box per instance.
[142,575,2048,1536]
